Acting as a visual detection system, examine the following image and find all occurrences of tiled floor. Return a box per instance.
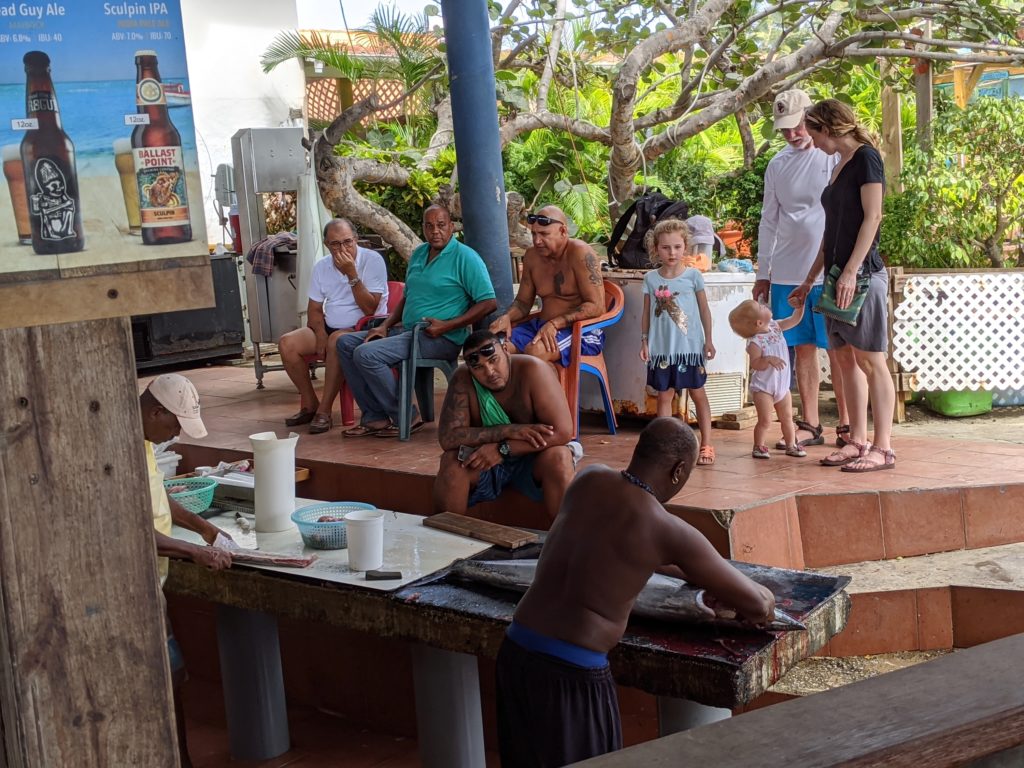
[149,362,1024,512]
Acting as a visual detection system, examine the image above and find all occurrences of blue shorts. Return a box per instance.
[468,455,544,506]
[770,283,830,349]
[510,318,604,368]
[646,360,707,392]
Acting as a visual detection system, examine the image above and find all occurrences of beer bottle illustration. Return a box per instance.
[131,50,192,245]
[20,51,85,255]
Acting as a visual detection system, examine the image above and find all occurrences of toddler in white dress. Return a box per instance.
[728,298,809,459]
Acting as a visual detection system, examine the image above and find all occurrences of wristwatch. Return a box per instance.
[348,276,361,287]
[497,440,511,460]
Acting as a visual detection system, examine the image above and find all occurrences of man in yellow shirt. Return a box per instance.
[141,373,231,767]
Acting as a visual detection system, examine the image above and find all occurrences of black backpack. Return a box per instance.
[607,190,689,269]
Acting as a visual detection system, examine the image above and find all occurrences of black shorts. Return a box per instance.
[496,634,622,767]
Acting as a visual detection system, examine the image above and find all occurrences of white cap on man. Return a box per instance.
[148,374,207,438]
[773,89,813,131]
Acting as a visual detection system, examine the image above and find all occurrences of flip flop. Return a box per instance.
[373,420,426,438]
[841,445,896,473]
[343,423,385,437]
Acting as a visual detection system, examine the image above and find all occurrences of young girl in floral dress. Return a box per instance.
[639,218,717,465]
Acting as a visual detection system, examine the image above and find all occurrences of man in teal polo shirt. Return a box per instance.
[338,205,497,437]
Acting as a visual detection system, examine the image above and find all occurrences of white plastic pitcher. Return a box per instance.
[249,431,299,533]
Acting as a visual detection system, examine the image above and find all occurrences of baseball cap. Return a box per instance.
[148,374,207,438]
[686,215,716,245]
[773,89,812,131]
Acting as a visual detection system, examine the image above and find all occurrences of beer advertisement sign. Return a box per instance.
[0,0,207,286]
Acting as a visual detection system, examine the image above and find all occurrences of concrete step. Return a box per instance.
[811,542,1024,657]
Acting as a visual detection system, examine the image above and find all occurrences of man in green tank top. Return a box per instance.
[434,330,578,521]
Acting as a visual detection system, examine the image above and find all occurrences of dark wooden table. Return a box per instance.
[168,547,849,765]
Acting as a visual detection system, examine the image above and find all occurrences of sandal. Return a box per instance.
[836,424,851,448]
[820,441,865,467]
[372,420,426,438]
[776,421,824,450]
[752,445,770,460]
[343,423,385,437]
[308,413,332,435]
[841,444,896,473]
[697,445,716,465]
[785,444,807,458]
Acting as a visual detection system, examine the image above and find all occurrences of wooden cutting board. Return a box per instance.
[423,512,538,549]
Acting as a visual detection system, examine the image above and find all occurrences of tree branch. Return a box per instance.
[322,96,378,146]
[500,111,611,148]
[500,32,540,69]
[639,11,845,161]
[418,94,453,170]
[608,0,734,210]
[840,47,1024,64]
[735,108,756,169]
[536,0,568,109]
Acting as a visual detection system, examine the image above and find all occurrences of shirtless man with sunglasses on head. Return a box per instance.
[490,205,606,368]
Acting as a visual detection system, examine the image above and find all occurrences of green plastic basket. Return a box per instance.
[163,476,218,514]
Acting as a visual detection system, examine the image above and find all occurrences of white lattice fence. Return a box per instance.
[892,272,1024,392]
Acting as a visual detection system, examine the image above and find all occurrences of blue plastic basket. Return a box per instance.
[291,501,377,550]
[163,476,218,514]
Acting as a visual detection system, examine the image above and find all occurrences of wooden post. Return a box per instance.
[880,60,903,193]
[0,318,179,766]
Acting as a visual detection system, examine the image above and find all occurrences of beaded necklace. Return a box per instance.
[620,469,656,497]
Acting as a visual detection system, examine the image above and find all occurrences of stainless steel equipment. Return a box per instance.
[231,127,306,387]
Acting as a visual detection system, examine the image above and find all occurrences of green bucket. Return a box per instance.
[922,390,993,418]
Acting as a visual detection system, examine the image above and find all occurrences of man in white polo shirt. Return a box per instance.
[279,218,389,435]
[754,89,849,448]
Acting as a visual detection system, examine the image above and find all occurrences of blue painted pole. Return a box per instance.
[440,0,514,317]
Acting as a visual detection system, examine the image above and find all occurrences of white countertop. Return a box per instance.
[172,501,492,593]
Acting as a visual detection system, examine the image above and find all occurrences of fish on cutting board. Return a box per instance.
[451,559,805,632]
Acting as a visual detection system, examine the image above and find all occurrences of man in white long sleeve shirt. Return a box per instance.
[754,90,849,447]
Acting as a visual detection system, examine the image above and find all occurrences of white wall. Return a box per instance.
[180,0,306,246]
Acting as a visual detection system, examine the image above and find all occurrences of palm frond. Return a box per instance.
[261,30,365,80]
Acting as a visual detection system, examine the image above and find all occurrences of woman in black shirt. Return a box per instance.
[789,99,895,473]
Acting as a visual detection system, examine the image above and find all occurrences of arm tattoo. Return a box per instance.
[439,376,519,447]
[584,252,602,286]
[511,299,532,316]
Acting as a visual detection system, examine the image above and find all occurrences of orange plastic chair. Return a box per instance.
[303,280,404,426]
[519,279,625,438]
[562,280,624,437]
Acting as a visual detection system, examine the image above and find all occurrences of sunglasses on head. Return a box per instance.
[526,214,563,227]
[465,336,506,367]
